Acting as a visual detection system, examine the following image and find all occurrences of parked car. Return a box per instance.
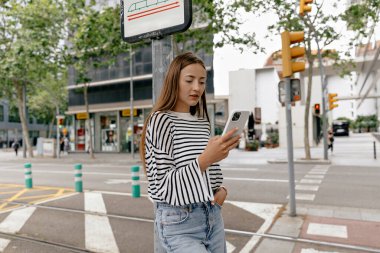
[332,120,350,136]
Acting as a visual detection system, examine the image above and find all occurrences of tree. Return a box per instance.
[229,0,355,159]
[28,72,68,138]
[0,0,66,157]
[172,0,261,54]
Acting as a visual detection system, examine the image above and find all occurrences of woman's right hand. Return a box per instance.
[198,128,240,171]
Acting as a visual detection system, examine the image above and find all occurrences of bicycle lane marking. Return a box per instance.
[0,184,76,213]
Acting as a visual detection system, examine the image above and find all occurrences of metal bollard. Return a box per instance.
[74,164,83,192]
[374,141,377,160]
[24,163,33,189]
[131,165,140,198]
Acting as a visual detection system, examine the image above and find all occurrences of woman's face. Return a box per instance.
[174,63,206,112]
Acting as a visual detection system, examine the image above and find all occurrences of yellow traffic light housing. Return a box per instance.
[281,31,306,78]
[300,0,313,16]
[328,93,338,110]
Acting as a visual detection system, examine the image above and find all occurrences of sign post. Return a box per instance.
[121,2,192,251]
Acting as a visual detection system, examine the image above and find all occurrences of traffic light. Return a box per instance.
[328,93,338,110]
[281,31,306,78]
[314,103,320,115]
[299,0,313,16]
[58,118,64,128]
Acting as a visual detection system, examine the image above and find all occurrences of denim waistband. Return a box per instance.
[155,201,211,212]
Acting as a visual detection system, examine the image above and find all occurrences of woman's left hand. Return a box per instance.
[212,187,227,207]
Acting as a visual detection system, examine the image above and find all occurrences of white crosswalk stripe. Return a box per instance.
[0,207,36,234]
[84,192,119,253]
[0,238,10,252]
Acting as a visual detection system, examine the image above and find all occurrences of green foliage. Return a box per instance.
[341,0,380,40]
[266,132,279,145]
[172,0,260,54]
[245,139,259,151]
[351,115,379,132]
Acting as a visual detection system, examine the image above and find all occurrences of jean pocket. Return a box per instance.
[214,202,223,210]
[160,208,189,225]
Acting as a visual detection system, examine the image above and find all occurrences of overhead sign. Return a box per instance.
[76,113,89,120]
[121,109,137,117]
[121,0,192,43]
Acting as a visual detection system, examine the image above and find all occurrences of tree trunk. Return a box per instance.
[303,52,314,160]
[15,82,33,158]
[304,58,314,160]
[48,114,55,138]
[84,84,95,159]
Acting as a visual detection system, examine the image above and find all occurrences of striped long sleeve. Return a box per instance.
[145,111,222,206]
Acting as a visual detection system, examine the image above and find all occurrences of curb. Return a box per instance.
[267,159,331,165]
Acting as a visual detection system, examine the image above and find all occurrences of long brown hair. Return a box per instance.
[139,52,210,171]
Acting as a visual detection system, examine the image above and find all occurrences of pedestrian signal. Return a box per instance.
[58,118,64,128]
[314,103,320,115]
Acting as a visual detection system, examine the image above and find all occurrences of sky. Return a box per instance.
[213,12,279,96]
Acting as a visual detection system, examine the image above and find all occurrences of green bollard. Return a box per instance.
[74,164,83,192]
[131,165,140,198]
[24,163,33,189]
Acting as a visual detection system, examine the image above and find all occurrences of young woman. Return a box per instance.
[140,52,240,253]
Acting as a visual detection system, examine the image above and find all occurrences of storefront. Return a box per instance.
[70,107,151,153]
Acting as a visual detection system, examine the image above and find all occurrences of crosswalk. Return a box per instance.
[288,165,330,203]
[0,191,282,253]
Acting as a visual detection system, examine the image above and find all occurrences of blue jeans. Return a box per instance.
[155,201,226,253]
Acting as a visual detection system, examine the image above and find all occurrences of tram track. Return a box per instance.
[1,199,380,253]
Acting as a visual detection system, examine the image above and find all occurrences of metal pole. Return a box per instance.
[316,40,329,160]
[374,141,377,159]
[152,36,173,253]
[130,46,134,158]
[23,84,27,158]
[308,17,329,160]
[285,77,296,217]
[56,106,60,159]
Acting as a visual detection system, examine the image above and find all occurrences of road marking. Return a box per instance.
[0,207,36,233]
[224,177,291,183]
[295,185,319,191]
[301,249,340,253]
[309,171,327,175]
[305,175,324,179]
[85,192,107,214]
[288,193,315,201]
[300,179,322,184]
[222,168,259,171]
[0,238,10,252]
[226,241,236,253]
[85,192,119,253]
[227,201,282,253]
[307,223,348,239]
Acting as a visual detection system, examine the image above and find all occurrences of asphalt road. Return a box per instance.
[0,132,379,252]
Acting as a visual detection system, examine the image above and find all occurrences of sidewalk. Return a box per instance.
[1,133,378,167]
[255,204,380,253]
[0,149,141,166]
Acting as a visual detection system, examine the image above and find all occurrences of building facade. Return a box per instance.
[66,44,215,153]
[0,100,49,148]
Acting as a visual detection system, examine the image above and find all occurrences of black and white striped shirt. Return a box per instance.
[145,111,223,206]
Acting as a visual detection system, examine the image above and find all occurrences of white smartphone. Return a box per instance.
[222,110,250,138]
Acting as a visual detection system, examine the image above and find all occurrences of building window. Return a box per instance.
[0,105,3,121]
[9,106,20,123]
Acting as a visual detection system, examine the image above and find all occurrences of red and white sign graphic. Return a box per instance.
[123,0,184,38]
